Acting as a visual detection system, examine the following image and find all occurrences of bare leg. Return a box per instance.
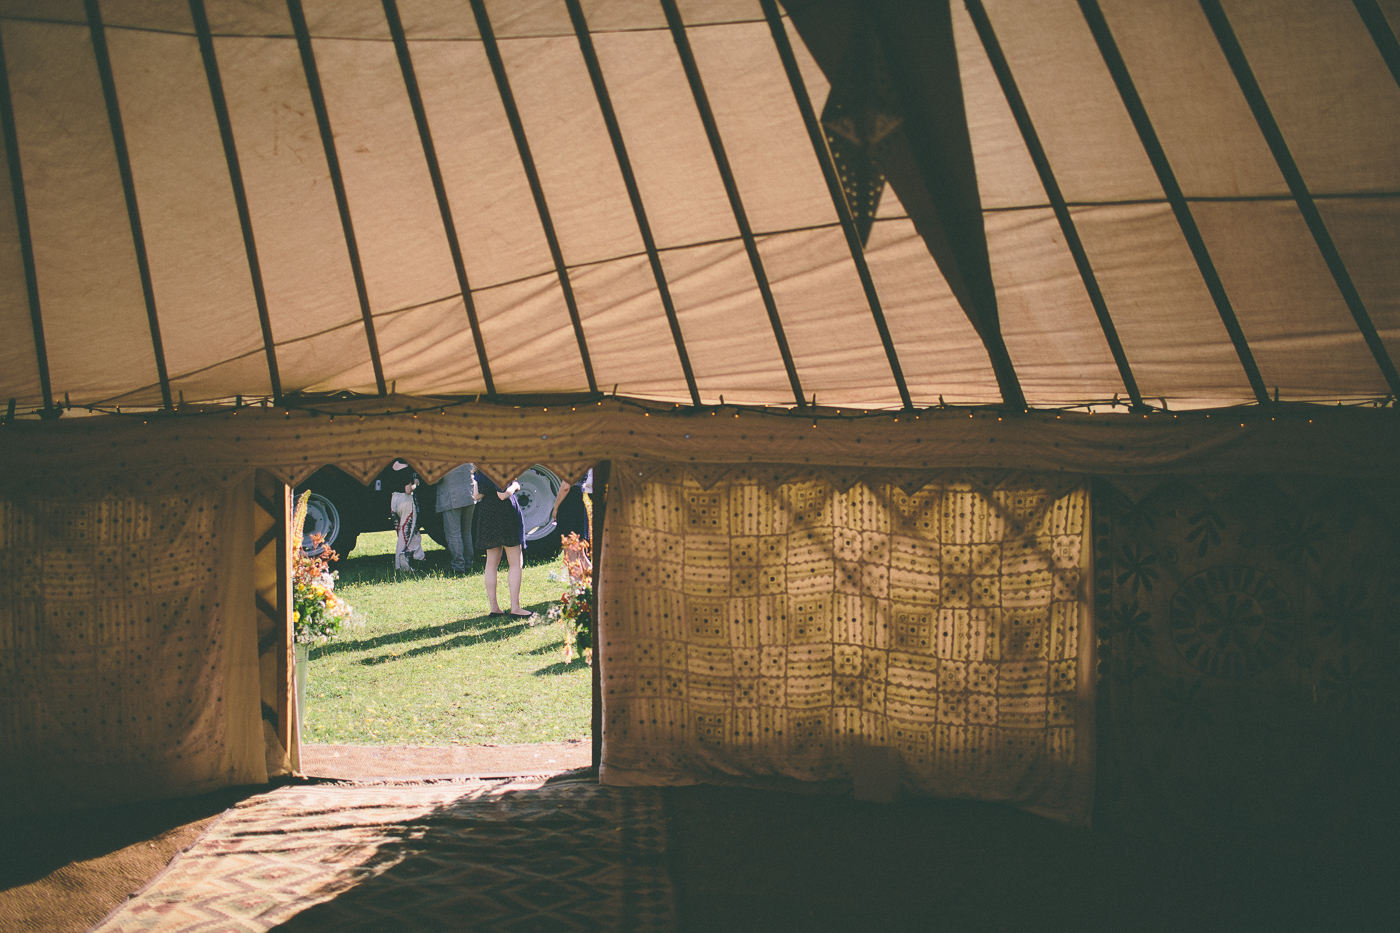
[505,545,526,614]
[484,547,504,613]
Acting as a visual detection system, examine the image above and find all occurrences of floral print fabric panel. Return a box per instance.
[599,464,1094,822]
[1094,477,1400,850]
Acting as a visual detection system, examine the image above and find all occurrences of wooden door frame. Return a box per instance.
[254,471,296,775]
[590,461,610,771]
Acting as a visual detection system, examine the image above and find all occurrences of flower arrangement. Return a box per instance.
[547,533,593,665]
[291,491,356,645]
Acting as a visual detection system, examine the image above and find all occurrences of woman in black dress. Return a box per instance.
[473,470,532,618]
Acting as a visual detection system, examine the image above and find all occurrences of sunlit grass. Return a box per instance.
[300,531,590,745]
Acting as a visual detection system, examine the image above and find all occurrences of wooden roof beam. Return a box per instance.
[564,0,700,407]
[1201,0,1400,399]
[383,0,496,398]
[86,0,173,411]
[1078,0,1270,405]
[784,0,1024,408]
[760,0,913,411]
[1354,0,1400,91]
[190,0,282,402]
[965,0,1146,412]
[660,0,807,409]
[470,0,598,395]
[286,0,387,396]
[0,27,54,416]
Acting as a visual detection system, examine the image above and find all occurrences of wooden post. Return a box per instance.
[253,471,295,776]
[589,461,610,772]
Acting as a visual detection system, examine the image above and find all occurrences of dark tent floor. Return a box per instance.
[1,745,1393,933]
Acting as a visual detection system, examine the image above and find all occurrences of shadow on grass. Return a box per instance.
[337,547,562,586]
[534,656,590,676]
[335,551,407,585]
[359,620,532,665]
[311,612,510,659]
[524,639,565,656]
[335,551,462,586]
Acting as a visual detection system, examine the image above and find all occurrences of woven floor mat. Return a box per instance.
[90,779,675,932]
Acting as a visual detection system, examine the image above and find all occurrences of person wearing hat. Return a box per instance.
[389,462,425,572]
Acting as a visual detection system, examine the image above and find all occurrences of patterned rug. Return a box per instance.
[90,779,675,932]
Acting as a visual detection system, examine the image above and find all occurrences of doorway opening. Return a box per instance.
[291,462,600,781]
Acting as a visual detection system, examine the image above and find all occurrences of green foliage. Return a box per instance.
[299,531,591,745]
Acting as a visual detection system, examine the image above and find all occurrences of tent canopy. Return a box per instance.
[1,0,1397,419]
[2,2,1398,837]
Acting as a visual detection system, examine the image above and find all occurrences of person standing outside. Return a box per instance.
[549,467,593,543]
[435,462,477,575]
[473,469,532,618]
[390,468,425,572]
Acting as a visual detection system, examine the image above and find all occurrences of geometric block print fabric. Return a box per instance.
[90,780,675,933]
[0,469,263,812]
[599,463,1094,823]
[1094,477,1400,851]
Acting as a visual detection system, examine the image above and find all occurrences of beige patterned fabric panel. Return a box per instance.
[3,402,1394,496]
[0,471,265,813]
[600,463,1095,823]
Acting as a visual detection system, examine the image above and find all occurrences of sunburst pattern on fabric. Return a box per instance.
[1094,476,1400,851]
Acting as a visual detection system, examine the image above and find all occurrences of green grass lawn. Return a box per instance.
[301,531,591,746]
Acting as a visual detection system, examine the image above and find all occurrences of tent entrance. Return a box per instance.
[287,464,608,780]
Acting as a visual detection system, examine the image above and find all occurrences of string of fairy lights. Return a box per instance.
[2,387,1396,427]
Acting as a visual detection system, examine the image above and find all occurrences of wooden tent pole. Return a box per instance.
[759,0,913,411]
[190,0,283,403]
[964,0,1146,412]
[660,0,808,410]
[865,0,1024,409]
[286,0,388,397]
[469,0,599,396]
[1200,0,1400,399]
[254,472,296,775]
[382,0,496,398]
[783,0,1024,408]
[1353,0,1400,91]
[1077,0,1270,405]
[565,0,702,409]
[0,30,54,416]
[589,461,610,772]
[84,0,174,411]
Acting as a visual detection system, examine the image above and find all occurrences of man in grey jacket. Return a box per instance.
[435,463,477,574]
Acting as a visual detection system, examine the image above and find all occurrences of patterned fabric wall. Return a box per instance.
[0,471,265,812]
[1094,477,1400,850]
[599,463,1095,823]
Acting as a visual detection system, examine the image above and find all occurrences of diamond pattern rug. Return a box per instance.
[90,779,675,932]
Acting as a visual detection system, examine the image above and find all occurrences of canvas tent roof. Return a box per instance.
[0,0,1397,420]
